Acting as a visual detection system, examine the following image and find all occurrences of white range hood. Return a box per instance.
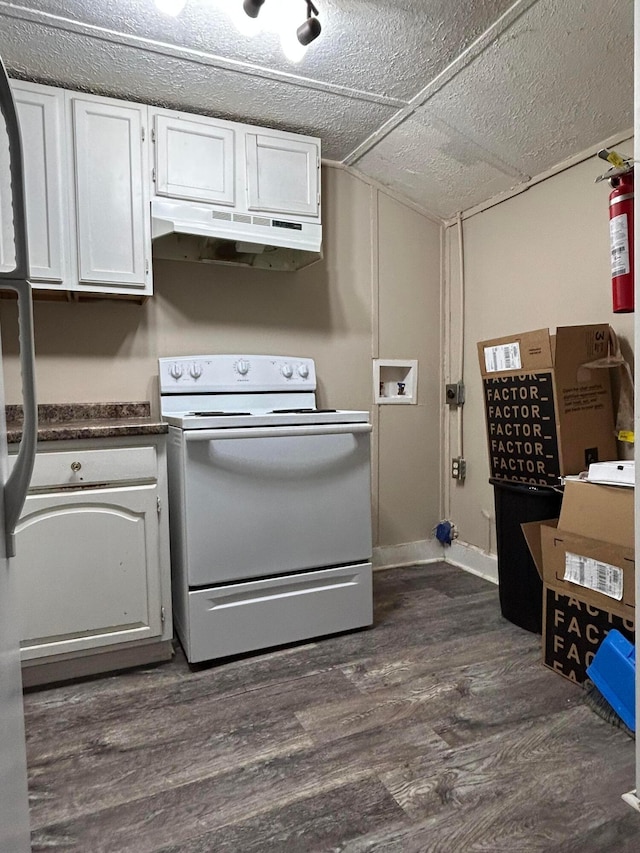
[151,199,322,272]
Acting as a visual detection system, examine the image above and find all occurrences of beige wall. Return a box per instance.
[446,138,635,554]
[375,192,442,546]
[0,164,443,550]
[1,135,627,559]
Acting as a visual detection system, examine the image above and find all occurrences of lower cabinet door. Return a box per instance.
[14,484,163,660]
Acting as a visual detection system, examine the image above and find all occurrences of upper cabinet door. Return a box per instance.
[153,112,235,206]
[245,132,320,219]
[71,96,150,292]
[0,82,67,286]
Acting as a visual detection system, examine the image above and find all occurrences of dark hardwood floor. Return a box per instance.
[23,563,639,852]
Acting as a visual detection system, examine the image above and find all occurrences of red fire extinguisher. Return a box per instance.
[609,169,634,313]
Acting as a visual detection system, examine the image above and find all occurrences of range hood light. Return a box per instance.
[236,241,266,254]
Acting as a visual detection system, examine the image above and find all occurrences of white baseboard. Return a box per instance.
[373,537,498,585]
[446,540,498,584]
[373,538,443,570]
[622,791,640,812]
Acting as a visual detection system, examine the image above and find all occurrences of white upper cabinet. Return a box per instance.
[0,81,68,286]
[246,131,320,219]
[150,107,321,225]
[70,95,151,294]
[154,112,235,206]
[2,79,322,294]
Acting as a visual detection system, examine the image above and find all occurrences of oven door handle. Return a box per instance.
[183,423,372,441]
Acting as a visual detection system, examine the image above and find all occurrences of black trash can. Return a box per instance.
[490,478,563,634]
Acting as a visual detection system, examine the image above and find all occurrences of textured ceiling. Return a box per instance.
[0,0,634,220]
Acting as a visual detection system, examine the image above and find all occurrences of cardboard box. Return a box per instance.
[542,587,634,684]
[522,479,635,684]
[478,325,617,486]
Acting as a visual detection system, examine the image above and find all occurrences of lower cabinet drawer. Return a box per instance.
[182,563,373,663]
[9,446,157,489]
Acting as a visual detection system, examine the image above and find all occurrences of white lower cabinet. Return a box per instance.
[11,437,172,684]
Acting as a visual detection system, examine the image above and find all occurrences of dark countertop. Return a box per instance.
[6,402,168,444]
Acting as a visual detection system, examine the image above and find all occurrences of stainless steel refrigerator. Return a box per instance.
[0,54,38,851]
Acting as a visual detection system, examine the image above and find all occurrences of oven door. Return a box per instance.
[180,423,372,586]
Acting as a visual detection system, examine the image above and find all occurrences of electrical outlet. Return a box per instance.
[445,382,465,407]
[451,457,466,481]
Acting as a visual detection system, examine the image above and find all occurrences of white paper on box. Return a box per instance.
[483,342,522,373]
[610,213,630,276]
[586,461,634,487]
[563,552,623,601]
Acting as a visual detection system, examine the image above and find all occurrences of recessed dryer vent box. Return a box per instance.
[374,360,418,405]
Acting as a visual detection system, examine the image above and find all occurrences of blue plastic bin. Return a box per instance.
[586,629,636,732]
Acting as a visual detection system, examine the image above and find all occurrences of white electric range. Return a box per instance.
[159,354,373,663]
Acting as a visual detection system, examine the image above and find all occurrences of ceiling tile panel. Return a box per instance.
[0,0,634,217]
[417,0,633,180]
[356,112,524,220]
[1,0,516,100]
[0,20,399,160]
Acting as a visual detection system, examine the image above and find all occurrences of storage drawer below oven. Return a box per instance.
[181,563,373,663]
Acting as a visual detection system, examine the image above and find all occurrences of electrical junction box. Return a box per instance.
[451,457,466,480]
[445,382,465,407]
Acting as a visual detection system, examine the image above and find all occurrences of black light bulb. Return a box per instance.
[297,14,321,45]
[243,0,265,18]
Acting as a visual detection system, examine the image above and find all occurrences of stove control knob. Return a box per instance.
[281,363,293,379]
[236,359,250,376]
[297,363,310,379]
[169,363,183,380]
[189,363,202,379]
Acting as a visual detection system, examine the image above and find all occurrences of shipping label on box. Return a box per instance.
[539,526,635,620]
[483,342,522,373]
[483,371,559,485]
[543,587,634,684]
[563,552,623,601]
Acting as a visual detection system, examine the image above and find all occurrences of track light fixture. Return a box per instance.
[296,0,321,45]
[155,0,187,16]
[242,0,322,47]
[242,0,265,19]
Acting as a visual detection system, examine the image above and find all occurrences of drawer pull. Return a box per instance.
[70,461,82,472]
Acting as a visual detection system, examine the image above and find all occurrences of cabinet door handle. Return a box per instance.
[0,57,38,558]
